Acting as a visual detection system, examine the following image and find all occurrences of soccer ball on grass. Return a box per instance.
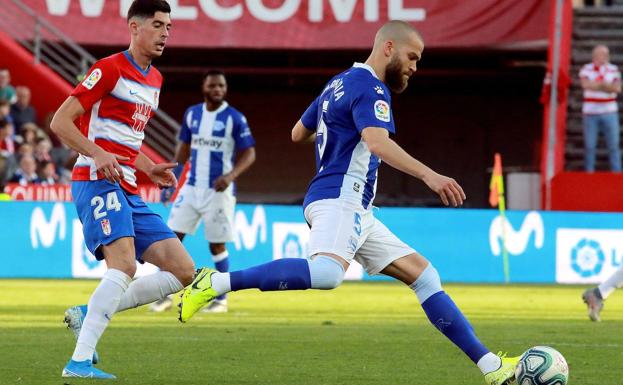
[515,346,569,385]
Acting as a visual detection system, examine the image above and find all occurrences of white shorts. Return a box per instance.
[303,199,416,275]
[167,184,236,243]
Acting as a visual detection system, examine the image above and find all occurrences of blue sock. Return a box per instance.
[213,253,229,301]
[421,291,489,363]
[230,258,311,292]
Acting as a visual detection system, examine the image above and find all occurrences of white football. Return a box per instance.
[515,346,569,385]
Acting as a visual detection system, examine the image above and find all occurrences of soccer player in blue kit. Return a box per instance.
[179,21,521,385]
[151,70,256,313]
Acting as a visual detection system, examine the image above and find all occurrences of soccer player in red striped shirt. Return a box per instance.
[51,1,197,379]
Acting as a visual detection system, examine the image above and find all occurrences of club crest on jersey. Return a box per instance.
[374,100,390,122]
[132,103,152,133]
[101,219,111,236]
[213,121,225,132]
[82,68,102,90]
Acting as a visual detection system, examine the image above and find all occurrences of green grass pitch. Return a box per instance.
[1,280,622,385]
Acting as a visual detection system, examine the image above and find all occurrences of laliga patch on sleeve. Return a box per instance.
[82,68,102,90]
[374,100,390,123]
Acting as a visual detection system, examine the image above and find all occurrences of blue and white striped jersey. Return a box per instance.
[179,101,255,190]
[301,63,395,210]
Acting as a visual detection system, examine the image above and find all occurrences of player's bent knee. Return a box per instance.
[309,255,345,290]
[410,263,443,304]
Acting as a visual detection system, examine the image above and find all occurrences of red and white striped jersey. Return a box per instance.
[71,51,162,194]
[579,63,621,115]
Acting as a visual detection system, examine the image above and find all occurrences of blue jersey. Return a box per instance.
[179,101,255,190]
[301,63,395,210]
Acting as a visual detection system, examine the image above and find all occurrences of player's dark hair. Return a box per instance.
[202,69,226,81]
[127,0,171,21]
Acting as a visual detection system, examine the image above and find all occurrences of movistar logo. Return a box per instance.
[489,211,544,256]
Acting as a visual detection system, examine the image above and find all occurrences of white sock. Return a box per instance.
[598,266,623,299]
[72,269,131,362]
[116,271,183,312]
[211,272,231,296]
[212,250,229,263]
[477,352,502,375]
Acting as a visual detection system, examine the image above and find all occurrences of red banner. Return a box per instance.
[5,183,163,203]
[20,0,549,49]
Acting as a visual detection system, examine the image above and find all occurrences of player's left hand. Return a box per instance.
[149,162,179,189]
[423,172,466,207]
[213,173,235,192]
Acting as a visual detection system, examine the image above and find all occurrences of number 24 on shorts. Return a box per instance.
[91,191,122,220]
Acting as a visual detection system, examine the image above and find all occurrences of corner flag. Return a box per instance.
[489,153,509,283]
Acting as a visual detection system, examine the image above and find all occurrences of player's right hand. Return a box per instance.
[93,148,128,184]
[423,172,466,207]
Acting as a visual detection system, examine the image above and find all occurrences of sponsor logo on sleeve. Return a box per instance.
[82,68,102,90]
[374,100,390,122]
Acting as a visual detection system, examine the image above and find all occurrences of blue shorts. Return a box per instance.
[72,180,176,261]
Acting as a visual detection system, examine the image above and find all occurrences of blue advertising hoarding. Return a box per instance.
[3,201,622,284]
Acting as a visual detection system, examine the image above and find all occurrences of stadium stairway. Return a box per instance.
[551,5,623,212]
[565,6,623,171]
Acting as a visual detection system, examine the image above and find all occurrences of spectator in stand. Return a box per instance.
[0,119,14,183]
[16,143,34,160]
[10,86,36,131]
[10,154,40,185]
[34,138,53,164]
[580,44,622,172]
[39,160,59,185]
[0,69,16,104]
[0,118,14,157]
[0,99,14,128]
[17,122,45,148]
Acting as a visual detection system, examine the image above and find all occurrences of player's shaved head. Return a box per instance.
[374,20,422,50]
[366,21,423,93]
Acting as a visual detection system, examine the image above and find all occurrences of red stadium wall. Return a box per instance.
[0,30,73,123]
[551,172,623,212]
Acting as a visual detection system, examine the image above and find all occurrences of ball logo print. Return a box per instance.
[570,238,605,278]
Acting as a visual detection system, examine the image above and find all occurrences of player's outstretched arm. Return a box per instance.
[291,120,316,143]
[50,96,126,183]
[361,126,466,207]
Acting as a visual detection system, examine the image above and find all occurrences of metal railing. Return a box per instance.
[0,0,179,159]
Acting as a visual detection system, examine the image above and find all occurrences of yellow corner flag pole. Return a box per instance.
[489,153,509,283]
